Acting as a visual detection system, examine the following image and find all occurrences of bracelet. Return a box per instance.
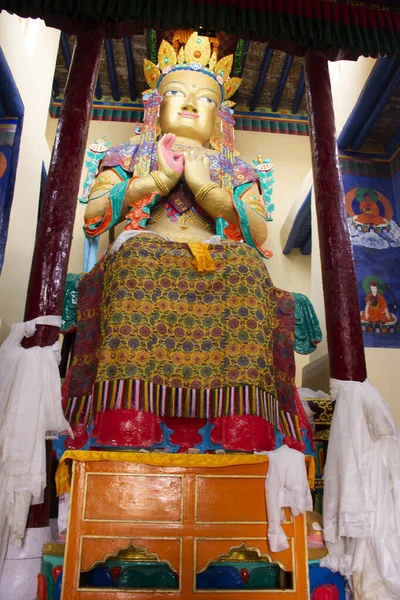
[150,171,170,196]
[194,182,220,204]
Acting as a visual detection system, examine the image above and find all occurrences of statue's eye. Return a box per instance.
[198,96,217,107]
[164,90,185,97]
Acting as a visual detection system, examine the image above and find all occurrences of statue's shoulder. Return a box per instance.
[232,156,258,187]
[207,149,258,187]
[101,139,140,172]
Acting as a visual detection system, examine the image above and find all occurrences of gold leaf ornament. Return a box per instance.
[184,32,211,67]
[224,77,242,99]
[157,40,177,70]
[143,59,161,89]
[209,50,218,71]
[177,46,185,65]
[214,55,233,82]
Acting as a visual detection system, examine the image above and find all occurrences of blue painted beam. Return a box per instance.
[60,32,72,68]
[272,55,293,113]
[52,77,60,98]
[95,75,103,101]
[386,125,400,157]
[104,38,121,102]
[124,36,137,101]
[0,96,6,117]
[352,63,400,151]
[338,57,399,150]
[0,47,24,117]
[301,236,312,255]
[291,67,305,114]
[249,48,273,112]
[282,189,312,256]
[240,39,251,76]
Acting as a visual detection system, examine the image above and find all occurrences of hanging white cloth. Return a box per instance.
[0,316,72,579]
[257,445,313,552]
[321,378,400,599]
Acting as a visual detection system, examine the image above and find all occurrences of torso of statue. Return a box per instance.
[145,143,218,243]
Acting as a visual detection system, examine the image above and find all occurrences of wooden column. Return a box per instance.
[304,50,367,382]
[24,29,103,527]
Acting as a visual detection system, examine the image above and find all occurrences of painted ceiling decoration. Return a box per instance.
[1,0,400,58]
[50,31,309,135]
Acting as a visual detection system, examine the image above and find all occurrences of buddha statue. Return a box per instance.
[62,33,321,452]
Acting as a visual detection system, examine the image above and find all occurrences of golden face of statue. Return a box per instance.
[158,70,222,145]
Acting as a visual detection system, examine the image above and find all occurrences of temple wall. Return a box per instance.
[0,13,60,337]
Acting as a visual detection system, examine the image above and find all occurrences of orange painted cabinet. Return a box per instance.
[61,454,310,599]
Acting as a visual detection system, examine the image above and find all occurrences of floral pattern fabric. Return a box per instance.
[64,235,300,438]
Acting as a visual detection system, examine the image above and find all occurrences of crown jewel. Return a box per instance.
[143,31,242,100]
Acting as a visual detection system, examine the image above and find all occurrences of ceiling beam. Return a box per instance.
[240,39,251,76]
[385,125,400,157]
[104,38,121,102]
[60,32,72,68]
[124,36,137,101]
[61,33,102,100]
[338,57,399,150]
[351,62,400,151]
[272,55,293,113]
[249,47,273,112]
[291,67,304,114]
[52,77,60,98]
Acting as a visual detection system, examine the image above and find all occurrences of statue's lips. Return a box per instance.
[178,111,199,119]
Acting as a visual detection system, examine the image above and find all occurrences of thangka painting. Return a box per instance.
[343,171,400,348]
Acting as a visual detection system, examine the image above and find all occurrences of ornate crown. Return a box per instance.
[143,31,242,101]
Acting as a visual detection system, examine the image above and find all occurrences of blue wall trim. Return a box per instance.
[0,46,24,274]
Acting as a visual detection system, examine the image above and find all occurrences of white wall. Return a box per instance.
[0,14,60,336]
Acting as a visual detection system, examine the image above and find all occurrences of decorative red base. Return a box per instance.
[94,410,163,447]
[210,415,276,451]
[165,417,206,451]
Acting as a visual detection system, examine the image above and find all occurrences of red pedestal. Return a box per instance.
[304,51,367,383]
[24,30,103,527]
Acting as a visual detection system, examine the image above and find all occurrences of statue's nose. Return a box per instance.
[182,93,198,113]
[182,102,198,114]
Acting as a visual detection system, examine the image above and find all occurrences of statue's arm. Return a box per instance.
[199,182,267,246]
[84,134,184,228]
[184,154,267,246]
[84,167,169,223]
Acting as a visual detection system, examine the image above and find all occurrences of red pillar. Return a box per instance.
[304,50,367,382]
[23,30,103,527]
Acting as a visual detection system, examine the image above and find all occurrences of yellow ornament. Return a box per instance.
[177,46,185,65]
[143,59,161,89]
[224,77,242,100]
[184,31,211,67]
[214,55,233,83]
[209,50,218,71]
[157,40,177,70]
[142,31,241,98]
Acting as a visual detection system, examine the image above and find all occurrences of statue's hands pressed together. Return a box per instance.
[155,133,184,192]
